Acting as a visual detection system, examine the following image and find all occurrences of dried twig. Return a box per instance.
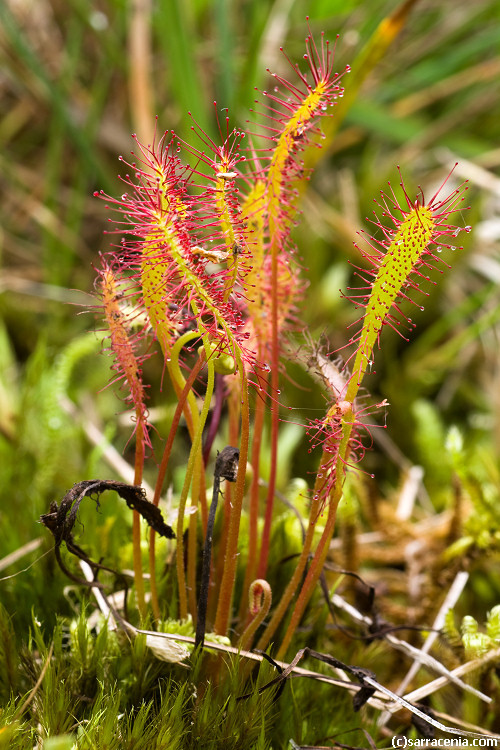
[331,593,490,704]
[72,609,498,741]
[404,646,500,704]
[0,538,43,572]
[383,569,470,722]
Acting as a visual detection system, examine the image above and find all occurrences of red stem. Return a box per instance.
[213,366,250,636]
[238,368,268,624]
[211,378,241,623]
[257,258,279,579]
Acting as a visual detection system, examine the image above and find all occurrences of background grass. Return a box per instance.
[1,0,500,745]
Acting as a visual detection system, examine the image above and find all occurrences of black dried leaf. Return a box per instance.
[40,479,175,586]
[411,704,436,739]
[215,445,240,482]
[352,683,376,711]
[305,650,377,712]
[41,480,175,540]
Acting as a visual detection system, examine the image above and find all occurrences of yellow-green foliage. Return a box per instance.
[444,607,500,661]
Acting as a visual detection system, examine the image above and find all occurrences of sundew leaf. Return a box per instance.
[344,170,469,402]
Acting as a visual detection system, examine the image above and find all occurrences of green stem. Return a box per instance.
[132,513,146,618]
[187,447,204,619]
[148,352,205,620]
[133,425,147,620]
[175,333,215,619]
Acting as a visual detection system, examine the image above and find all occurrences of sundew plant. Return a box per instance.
[71,26,470,661]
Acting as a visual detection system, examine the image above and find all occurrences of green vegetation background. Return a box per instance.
[1,0,500,745]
